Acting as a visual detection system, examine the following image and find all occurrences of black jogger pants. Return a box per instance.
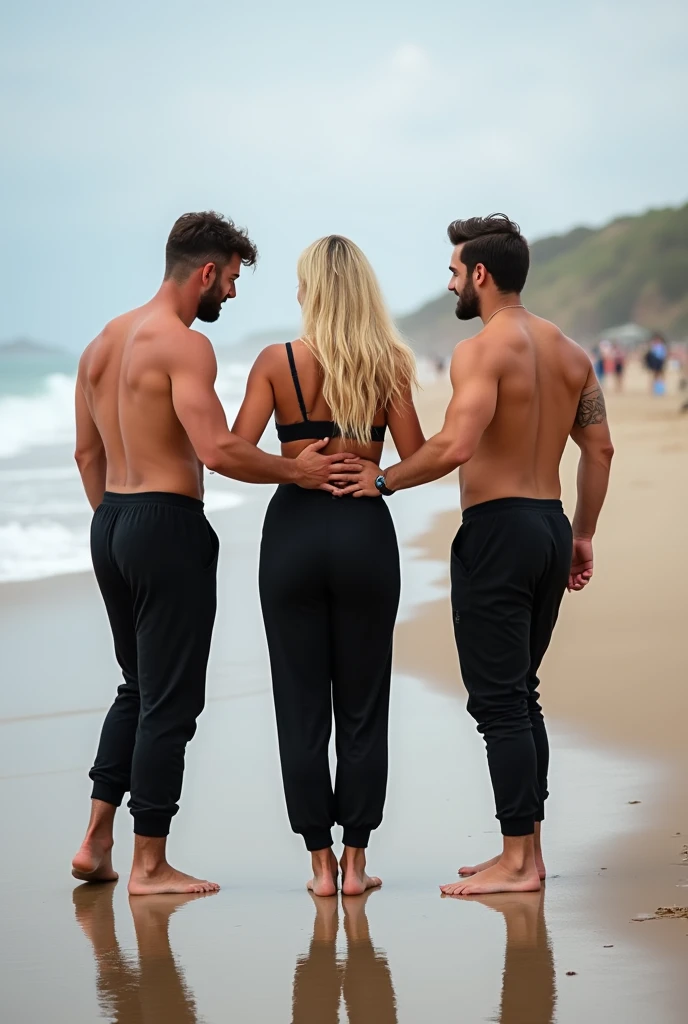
[259,485,400,852]
[451,497,572,837]
[89,492,218,837]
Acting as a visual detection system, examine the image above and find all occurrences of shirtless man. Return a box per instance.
[71,211,357,895]
[333,214,614,895]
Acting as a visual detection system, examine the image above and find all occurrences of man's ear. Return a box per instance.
[200,262,217,287]
[474,262,488,287]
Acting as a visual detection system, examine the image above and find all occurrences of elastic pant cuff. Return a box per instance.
[303,830,333,852]
[91,782,125,808]
[342,828,370,849]
[501,816,535,837]
[133,815,171,838]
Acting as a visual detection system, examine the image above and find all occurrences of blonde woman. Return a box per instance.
[232,236,424,896]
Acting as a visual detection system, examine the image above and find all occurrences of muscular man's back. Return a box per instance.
[459,313,591,509]
[80,306,204,500]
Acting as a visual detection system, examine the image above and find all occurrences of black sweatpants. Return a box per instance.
[451,498,572,837]
[259,485,400,852]
[89,492,218,837]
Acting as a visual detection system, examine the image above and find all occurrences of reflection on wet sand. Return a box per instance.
[72,884,206,1023]
[292,890,397,1024]
[471,889,556,1024]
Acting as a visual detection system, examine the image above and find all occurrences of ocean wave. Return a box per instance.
[0,360,250,462]
[0,359,251,582]
[0,492,243,517]
[0,492,245,583]
[201,491,245,513]
[0,373,76,459]
[0,521,92,583]
[0,466,78,482]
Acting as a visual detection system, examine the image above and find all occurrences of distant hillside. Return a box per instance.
[217,326,298,363]
[399,203,688,355]
[0,337,65,357]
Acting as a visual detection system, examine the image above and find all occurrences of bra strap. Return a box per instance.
[285,342,309,422]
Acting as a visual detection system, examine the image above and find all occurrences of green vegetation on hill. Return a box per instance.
[399,202,688,355]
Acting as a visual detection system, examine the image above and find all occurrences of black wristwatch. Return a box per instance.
[375,474,395,497]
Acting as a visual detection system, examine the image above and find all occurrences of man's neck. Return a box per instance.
[479,292,523,325]
[154,279,198,328]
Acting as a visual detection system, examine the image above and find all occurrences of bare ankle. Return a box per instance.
[500,836,536,873]
[311,848,335,870]
[83,800,117,845]
[341,847,366,870]
[132,836,170,876]
[85,828,113,847]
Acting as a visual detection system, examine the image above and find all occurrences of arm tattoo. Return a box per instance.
[575,385,607,428]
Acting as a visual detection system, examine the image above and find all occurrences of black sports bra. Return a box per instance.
[275,342,387,444]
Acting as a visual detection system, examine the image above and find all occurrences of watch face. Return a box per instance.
[375,475,386,491]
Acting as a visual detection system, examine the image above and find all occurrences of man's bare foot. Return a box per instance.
[459,851,547,881]
[128,865,220,896]
[128,834,219,896]
[460,824,546,880]
[307,849,339,897]
[441,860,541,897]
[340,847,382,897]
[72,799,119,883]
[72,838,119,884]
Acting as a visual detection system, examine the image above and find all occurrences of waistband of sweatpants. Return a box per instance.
[101,491,204,514]
[462,497,563,522]
[274,484,379,503]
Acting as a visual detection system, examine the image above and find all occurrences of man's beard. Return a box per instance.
[454,278,481,321]
[196,280,226,323]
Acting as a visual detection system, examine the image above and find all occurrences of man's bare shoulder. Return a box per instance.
[80,308,146,360]
[78,316,127,379]
[526,313,589,356]
[164,327,217,377]
[452,323,513,367]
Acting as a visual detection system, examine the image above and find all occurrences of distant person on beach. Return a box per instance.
[334,214,614,896]
[71,212,355,896]
[592,342,605,383]
[232,236,424,896]
[644,332,668,394]
[612,343,626,392]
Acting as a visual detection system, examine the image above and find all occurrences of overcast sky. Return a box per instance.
[1,0,686,351]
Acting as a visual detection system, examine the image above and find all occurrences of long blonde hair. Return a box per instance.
[297,235,417,444]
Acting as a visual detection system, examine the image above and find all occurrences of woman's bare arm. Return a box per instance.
[386,384,426,459]
[231,348,277,445]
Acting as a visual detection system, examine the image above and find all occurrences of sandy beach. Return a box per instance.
[1,361,687,1022]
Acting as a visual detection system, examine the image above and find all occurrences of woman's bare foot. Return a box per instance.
[72,837,119,883]
[307,849,339,897]
[128,865,220,896]
[441,860,541,897]
[340,847,382,897]
[459,851,547,881]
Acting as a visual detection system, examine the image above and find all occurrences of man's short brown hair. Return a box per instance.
[165,211,258,281]
[447,213,529,294]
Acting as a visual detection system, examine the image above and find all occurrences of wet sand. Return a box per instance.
[1,362,687,1022]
